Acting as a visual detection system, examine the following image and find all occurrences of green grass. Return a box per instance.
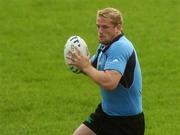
[0,0,180,134]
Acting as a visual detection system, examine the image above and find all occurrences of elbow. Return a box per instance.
[103,83,118,91]
[98,70,121,91]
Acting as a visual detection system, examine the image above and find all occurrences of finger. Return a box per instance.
[67,60,76,65]
[68,50,74,56]
[68,51,77,60]
[67,61,73,65]
[75,46,81,56]
[66,54,73,61]
[66,56,71,60]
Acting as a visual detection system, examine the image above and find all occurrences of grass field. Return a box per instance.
[0,0,180,134]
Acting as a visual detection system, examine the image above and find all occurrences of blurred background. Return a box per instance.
[0,0,180,134]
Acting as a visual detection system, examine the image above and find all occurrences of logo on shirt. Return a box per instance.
[85,116,94,124]
[112,59,119,63]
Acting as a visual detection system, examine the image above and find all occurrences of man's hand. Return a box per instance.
[66,47,91,73]
[66,47,121,90]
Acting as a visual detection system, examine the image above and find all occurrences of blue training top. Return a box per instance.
[91,33,143,116]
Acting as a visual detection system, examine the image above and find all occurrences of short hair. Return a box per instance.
[97,7,123,27]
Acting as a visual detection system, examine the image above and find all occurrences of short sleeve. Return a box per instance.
[104,41,133,75]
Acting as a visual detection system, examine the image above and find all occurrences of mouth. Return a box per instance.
[99,35,104,40]
[98,35,111,45]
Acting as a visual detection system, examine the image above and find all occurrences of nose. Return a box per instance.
[97,27,103,35]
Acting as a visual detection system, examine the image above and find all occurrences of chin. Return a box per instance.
[102,40,111,46]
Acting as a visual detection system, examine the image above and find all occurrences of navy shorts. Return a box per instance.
[83,104,145,135]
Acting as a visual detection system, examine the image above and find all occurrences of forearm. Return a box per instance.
[67,49,120,90]
[83,66,118,90]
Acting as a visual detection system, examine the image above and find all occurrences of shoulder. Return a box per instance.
[107,36,134,58]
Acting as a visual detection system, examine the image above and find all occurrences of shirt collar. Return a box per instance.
[102,32,124,53]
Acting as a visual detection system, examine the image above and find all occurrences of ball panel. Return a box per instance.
[64,35,89,74]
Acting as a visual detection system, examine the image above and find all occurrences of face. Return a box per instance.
[96,17,120,46]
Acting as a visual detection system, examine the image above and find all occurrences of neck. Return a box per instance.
[101,32,124,53]
[104,31,122,47]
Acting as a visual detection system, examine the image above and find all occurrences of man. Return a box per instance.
[68,7,145,135]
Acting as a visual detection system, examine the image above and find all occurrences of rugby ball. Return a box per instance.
[64,35,89,73]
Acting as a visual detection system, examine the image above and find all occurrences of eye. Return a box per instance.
[102,25,109,29]
[96,25,109,30]
[96,24,100,29]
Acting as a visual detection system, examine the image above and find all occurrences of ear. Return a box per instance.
[115,24,122,34]
[116,24,121,30]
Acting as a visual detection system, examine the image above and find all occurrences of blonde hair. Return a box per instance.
[97,7,123,27]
